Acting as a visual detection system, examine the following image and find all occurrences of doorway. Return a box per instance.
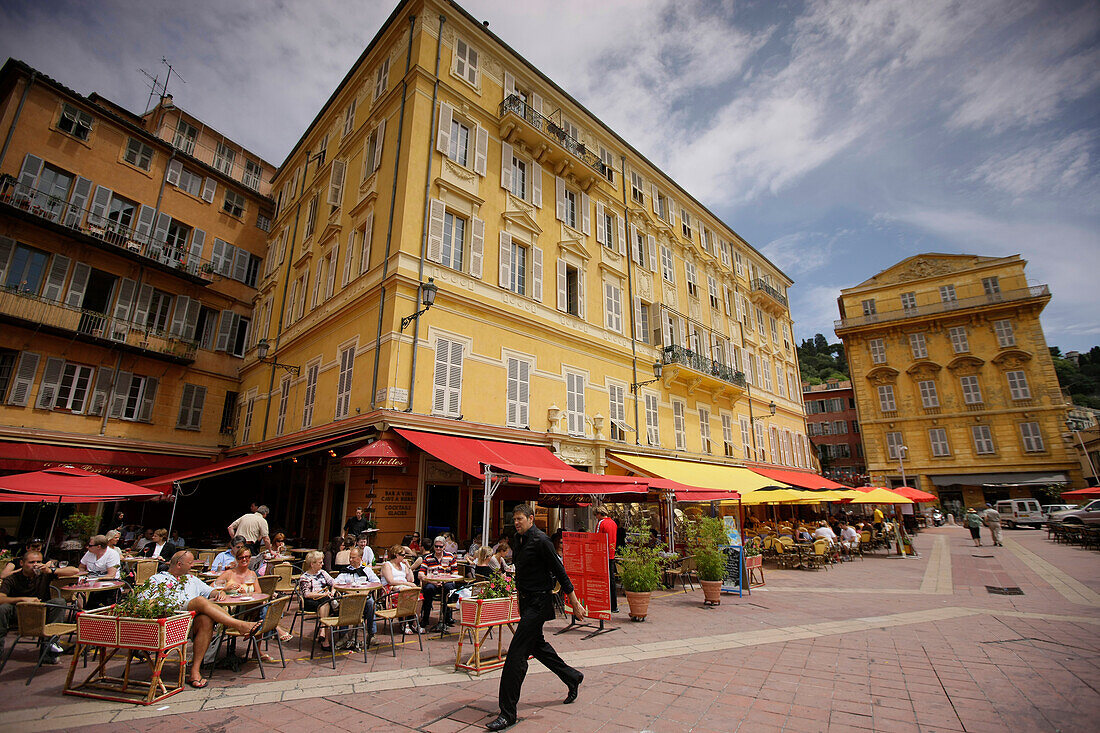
[79,269,117,334]
[425,484,458,540]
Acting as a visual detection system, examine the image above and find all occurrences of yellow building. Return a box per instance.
[0,59,276,532]
[835,253,1082,515]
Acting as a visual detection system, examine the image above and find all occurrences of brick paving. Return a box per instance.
[2,526,1098,732]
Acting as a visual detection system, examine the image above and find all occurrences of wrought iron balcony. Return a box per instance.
[498,94,610,180]
[834,285,1050,331]
[663,344,746,388]
[751,279,788,308]
[0,286,197,364]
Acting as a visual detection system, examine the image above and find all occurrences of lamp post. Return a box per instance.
[256,339,300,376]
[1066,418,1098,481]
[897,444,909,488]
[400,278,438,331]
[630,361,663,393]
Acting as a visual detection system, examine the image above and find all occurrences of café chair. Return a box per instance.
[311,593,369,669]
[220,595,291,679]
[289,588,320,650]
[0,601,78,685]
[271,564,298,596]
[257,574,278,596]
[375,587,423,657]
[134,560,158,586]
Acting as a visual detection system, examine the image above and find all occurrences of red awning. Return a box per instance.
[647,477,739,503]
[0,466,162,500]
[0,442,207,477]
[341,439,409,467]
[135,436,336,495]
[1062,487,1100,500]
[889,486,938,503]
[748,467,852,490]
[395,428,648,495]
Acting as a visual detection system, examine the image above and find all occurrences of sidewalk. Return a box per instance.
[2,526,1098,732]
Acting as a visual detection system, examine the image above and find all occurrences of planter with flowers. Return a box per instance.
[455,571,521,675]
[64,578,194,705]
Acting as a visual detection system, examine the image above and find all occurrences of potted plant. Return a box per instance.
[686,516,728,606]
[617,515,664,621]
[62,511,100,544]
[460,570,520,626]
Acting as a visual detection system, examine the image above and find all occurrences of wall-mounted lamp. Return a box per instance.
[328,449,337,458]
[630,361,663,394]
[400,278,439,331]
[305,148,326,169]
[751,400,777,423]
[256,339,300,376]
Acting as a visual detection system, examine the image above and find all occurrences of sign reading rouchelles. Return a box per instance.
[562,531,612,621]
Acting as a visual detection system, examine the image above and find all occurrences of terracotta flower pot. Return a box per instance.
[624,590,651,621]
[701,580,723,606]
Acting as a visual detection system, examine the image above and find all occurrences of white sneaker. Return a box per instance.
[49,642,64,654]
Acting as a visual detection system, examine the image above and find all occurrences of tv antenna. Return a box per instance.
[138,68,163,115]
[161,57,187,100]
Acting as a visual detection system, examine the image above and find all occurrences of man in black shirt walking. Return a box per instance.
[487,504,586,731]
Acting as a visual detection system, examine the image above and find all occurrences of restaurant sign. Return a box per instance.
[340,439,409,468]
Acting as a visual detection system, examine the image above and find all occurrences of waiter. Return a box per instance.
[487,504,586,731]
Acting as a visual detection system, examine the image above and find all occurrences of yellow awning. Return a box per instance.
[845,488,914,505]
[608,453,793,501]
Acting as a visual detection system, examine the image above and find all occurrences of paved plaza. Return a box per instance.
[2,526,1098,733]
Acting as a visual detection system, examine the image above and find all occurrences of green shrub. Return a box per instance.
[618,544,663,592]
[62,512,99,543]
[113,579,181,619]
[686,516,728,582]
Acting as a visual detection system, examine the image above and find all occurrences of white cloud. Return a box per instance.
[968,132,1095,198]
[790,284,846,344]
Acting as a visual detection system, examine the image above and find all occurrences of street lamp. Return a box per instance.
[897,444,909,487]
[630,361,663,393]
[752,400,777,423]
[1066,418,1098,480]
[400,278,438,331]
[255,339,299,376]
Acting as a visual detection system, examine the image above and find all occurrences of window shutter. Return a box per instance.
[343,230,357,285]
[426,198,445,263]
[651,184,659,214]
[436,102,453,154]
[6,352,40,406]
[498,231,513,288]
[723,286,732,316]
[212,238,231,275]
[64,262,91,308]
[152,212,172,251]
[169,295,190,337]
[578,268,585,320]
[177,384,195,427]
[720,242,731,267]
[633,297,643,340]
[557,259,567,311]
[474,124,488,175]
[132,284,153,326]
[232,247,249,282]
[446,340,463,416]
[360,212,374,275]
[604,282,613,330]
[214,310,236,351]
[88,186,113,226]
[432,339,449,414]
[470,217,484,279]
[110,278,136,340]
[64,176,93,228]
[629,224,638,263]
[580,192,591,235]
[108,372,132,419]
[555,176,566,222]
[188,228,206,266]
[531,246,543,301]
[669,200,677,229]
[647,235,658,273]
[133,204,156,245]
[531,93,543,115]
[500,141,513,191]
[617,215,626,256]
[517,360,529,427]
[88,367,113,416]
[41,254,71,302]
[506,359,518,426]
[312,258,324,308]
[166,159,182,186]
[327,159,346,206]
[595,202,605,244]
[201,177,216,203]
[503,71,515,100]
[36,357,65,409]
[373,118,386,172]
[531,161,542,208]
[138,377,158,422]
[284,280,297,326]
[327,243,339,297]
[678,317,687,348]
[183,297,201,340]
[0,237,15,283]
[15,153,43,201]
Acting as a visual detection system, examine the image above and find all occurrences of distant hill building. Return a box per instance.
[801,379,866,485]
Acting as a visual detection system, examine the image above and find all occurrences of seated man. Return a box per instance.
[146,550,260,689]
[839,522,859,550]
[333,547,378,646]
[355,533,376,566]
[812,521,838,545]
[0,550,81,663]
[418,536,458,631]
[210,538,246,573]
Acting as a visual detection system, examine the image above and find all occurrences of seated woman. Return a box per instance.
[408,532,423,554]
[380,545,419,592]
[442,532,459,555]
[258,532,288,575]
[215,546,293,647]
[334,535,355,568]
[322,536,344,573]
[473,545,495,578]
[489,540,514,574]
[492,535,513,563]
[298,550,338,651]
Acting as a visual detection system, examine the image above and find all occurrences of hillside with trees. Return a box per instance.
[1051,346,1100,408]
[797,334,849,385]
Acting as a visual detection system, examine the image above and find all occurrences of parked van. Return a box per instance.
[995,499,1043,528]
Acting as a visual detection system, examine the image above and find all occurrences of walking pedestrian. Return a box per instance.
[982,503,1003,547]
[487,504,586,731]
[964,508,983,547]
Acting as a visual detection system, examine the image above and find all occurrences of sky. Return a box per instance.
[2,0,1097,351]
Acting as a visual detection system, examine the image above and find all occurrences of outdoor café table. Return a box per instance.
[333,582,384,594]
[59,578,126,602]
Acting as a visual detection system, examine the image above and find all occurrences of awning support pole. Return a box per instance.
[481,465,505,547]
[167,481,180,538]
[45,497,61,554]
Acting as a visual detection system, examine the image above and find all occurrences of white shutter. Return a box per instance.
[15,153,43,202]
[580,192,591,235]
[134,204,156,244]
[532,93,543,115]
[343,230,357,285]
[555,176,566,222]
[137,377,158,422]
[651,184,659,214]
[647,235,658,273]
[64,262,91,308]
[188,228,206,266]
[506,359,518,426]
[578,267,585,320]
[284,280,297,326]
[498,231,513,288]
[426,198,445,263]
[108,372,132,419]
[531,161,542,208]
[6,352,40,406]
[474,124,488,175]
[110,278,136,340]
[132,284,154,326]
[532,246,543,301]
[166,159,182,186]
[211,238,228,275]
[518,360,529,427]
[169,295,190,337]
[669,200,677,229]
[360,212,374,275]
[470,217,484,279]
[556,259,567,311]
[500,141,513,192]
[64,176,93,228]
[327,243,339,297]
[633,297,643,340]
[617,214,626,256]
[88,367,113,416]
[232,247,249,282]
[214,310,236,352]
[152,212,172,252]
[678,317,687,348]
[183,297,201,340]
[432,338,449,414]
[327,159,346,206]
[595,202,606,244]
[36,357,65,409]
[436,102,453,154]
[373,118,386,172]
[201,177,216,203]
[629,224,638,264]
[446,340,463,416]
[88,186,113,226]
[503,71,515,100]
[41,254,71,302]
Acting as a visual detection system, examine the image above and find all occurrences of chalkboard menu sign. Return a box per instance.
[720,516,743,596]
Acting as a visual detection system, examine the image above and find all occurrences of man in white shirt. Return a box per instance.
[812,522,838,545]
[334,547,379,644]
[839,522,859,550]
[355,533,376,565]
[228,506,271,554]
[79,535,120,578]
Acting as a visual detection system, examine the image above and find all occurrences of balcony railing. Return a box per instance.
[0,177,216,284]
[835,285,1050,330]
[499,95,611,179]
[0,286,197,362]
[662,344,746,388]
[751,279,788,308]
[153,120,269,195]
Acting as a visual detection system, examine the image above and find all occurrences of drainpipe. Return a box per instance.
[404,13,446,413]
[371,13,422,409]
[0,70,35,169]
[260,201,303,441]
[620,155,642,445]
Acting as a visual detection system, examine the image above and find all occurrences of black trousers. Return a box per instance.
[420,581,455,626]
[498,591,580,720]
[608,558,618,612]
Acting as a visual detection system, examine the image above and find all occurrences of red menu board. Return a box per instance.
[562,531,612,621]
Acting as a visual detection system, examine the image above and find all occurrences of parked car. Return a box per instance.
[995,499,1043,529]
[1051,499,1100,525]
[1041,504,1075,521]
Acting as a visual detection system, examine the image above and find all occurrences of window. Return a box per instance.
[363,122,385,179]
[230,316,251,358]
[510,156,527,199]
[861,299,876,316]
[982,276,1000,295]
[566,372,585,436]
[507,240,528,295]
[949,326,969,353]
[146,289,173,332]
[302,364,318,427]
[177,384,206,430]
[900,291,917,311]
[164,220,191,258]
[869,338,886,364]
[105,194,137,233]
[433,338,464,417]
[448,118,470,167]
[58,104,92,140]
[222,189,245,218]
[878,384,897,412]
[770,317,779,343]
[660,246,675,284]
[633,228,647,268]
[218,391,238,434]
[564,263,580,316]
[563,188,577,229]
[609,384,627,441]
[918,380,939,408]
[335,346,354,419]
[630,171,644,204]
[442,212,465,271]
[177,166,203,197]
[684,261,698,297]
[761,360,773,392]
[599,146,614,182]
[275,377,290,436]
[722,414,735,457]
[120,374,158,422]
[960,375,982,404]
[994,319,1015,347]
[256,212,271,232]
[243,159,263,190]
[645,393,660,446]
[0,350,16,402]
[708,277,720,310]
[52,363,93,412]
[214,142,235,176]
[754,421,766,462]
[681,210,693,239]
[1006,370,1031,400]
[124,138,153,170]
[756,308,766,336]
[775,362,785,396]
[909,333,928,359]
[3,244,49,293]
[374,57,390,99]
[940,284,957,303]
[886,431,905,460]
[506,358,530,428]
[604,282,622,333]
[172,120,197,154]
[453,37,479,86]
[929,428,950,457]
[672,400,686,450]
[699,407,712,453]
[1020,422,1044,452]
[833,420,848,434]
[972,425,995,454]
[656,192,670,223]
[602,211,615,250]
[240,396,254,443]
[304,195,317,238]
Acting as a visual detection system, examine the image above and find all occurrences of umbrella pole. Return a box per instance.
[45,498,62,554]
[30,501,43,539]
[167,482,180,538]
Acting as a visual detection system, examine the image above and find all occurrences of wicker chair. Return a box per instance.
[134,560,158,586]
[375,587,423,657]
[311,593,369,669]
[271,563,298,595]
[0,602,77,685]
[220,595,291,679]
[257,574,278,596]
[197,551,218,568]
[289,587,321,650]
